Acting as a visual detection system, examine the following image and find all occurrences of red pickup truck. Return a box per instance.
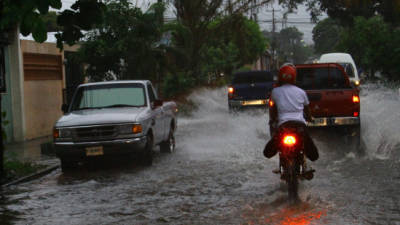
[295,63,361,145]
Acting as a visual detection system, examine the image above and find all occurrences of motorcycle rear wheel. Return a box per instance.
[286,163,299,202]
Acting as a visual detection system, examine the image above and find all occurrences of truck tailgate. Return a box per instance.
[233,82,273,99]
[307,89,359,117]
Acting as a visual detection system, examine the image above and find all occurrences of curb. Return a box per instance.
[2,165,60,187]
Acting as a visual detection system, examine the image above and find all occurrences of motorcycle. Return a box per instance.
[272,123,315,201]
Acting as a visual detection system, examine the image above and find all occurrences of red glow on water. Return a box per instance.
[241,201,328,225]
[279,210,327,225]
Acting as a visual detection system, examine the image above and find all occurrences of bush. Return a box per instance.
[161,72,195,98]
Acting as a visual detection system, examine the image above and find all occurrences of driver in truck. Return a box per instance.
[264,63,319,173]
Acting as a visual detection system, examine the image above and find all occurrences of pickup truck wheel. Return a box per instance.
[160,130,175,153]
[60,158,76,172]
[346,125,362,153]
[141,135,153,166]
[229,106,238,114]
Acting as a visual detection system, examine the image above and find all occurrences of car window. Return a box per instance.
[296,68,314,89]
[71,83,146,111]
[233,72,273,84]
[330,67,347,88]
[297,67,350,90]
[339,63,355,77]
[147,84,156,103]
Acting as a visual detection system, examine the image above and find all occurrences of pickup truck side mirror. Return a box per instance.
[61,104,69,114]
[153,99,163,108]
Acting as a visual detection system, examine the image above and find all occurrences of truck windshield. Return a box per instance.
[70,83,146,111]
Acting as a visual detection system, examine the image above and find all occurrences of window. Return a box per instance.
[71,83,146,111]
[233,72,273,84]
[297,67,350,90]
[339,63,355,78]
[147,84,156,103]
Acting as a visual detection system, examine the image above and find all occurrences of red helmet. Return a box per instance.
[278,64,297,85]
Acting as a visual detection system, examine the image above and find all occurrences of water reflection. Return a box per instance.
[241,198,327,225]
[0,189,24,225]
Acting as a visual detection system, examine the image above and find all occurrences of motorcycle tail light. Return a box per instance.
[283,135,296,146]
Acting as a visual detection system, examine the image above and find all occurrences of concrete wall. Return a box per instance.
[8,28,26,142]
[23,80,63,139]
[20,40,65,140]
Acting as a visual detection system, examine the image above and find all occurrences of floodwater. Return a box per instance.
[1,84,400,225]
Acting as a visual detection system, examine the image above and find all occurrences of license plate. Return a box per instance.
[242,100,266,106]
[86,146,104,156]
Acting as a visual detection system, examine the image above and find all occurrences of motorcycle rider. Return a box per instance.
[264,63,319,173]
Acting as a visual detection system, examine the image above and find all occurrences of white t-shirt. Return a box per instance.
[271,84,309,126]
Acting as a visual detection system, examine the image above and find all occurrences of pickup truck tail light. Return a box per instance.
[353,95,360,103]
[228,86,234,99]
[269,99,274,107]
[354,112,359,117]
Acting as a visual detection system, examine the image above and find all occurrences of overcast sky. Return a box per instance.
[60,0,324,44]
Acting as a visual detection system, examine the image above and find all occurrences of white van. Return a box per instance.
[319,53,360,86]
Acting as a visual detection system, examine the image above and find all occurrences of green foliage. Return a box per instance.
[265,27,313,64]
[337,16,391,78]
[39,11,61,32]
[312,18,343,54]
[0,0,105,48]
[78,0,166,81]
[3,159,45,182]
[162,72,195,98]
[201,15,267,80]
[304,0,400,26]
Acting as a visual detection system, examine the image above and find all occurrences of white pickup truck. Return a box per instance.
[53,80,177,171]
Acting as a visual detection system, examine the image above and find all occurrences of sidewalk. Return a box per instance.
[4,136,59,169]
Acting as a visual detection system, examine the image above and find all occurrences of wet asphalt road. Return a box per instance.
[1,84,400,225]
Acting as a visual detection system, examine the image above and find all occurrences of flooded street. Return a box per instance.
[1,84,400,225]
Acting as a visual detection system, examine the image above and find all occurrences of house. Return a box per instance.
[0,28,82,143]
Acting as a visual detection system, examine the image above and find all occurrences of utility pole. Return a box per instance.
[265,8,280,70]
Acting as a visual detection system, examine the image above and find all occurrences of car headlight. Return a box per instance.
[53,128,73,139]
[119,124,142,134]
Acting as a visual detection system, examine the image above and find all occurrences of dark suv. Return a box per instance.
[228,71,275,111]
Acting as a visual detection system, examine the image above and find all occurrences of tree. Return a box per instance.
[202,15,267,79]
[305,0,400,26]
[276,27,308,64]
[312,18,342,54]
[40,11,61,32]
[78,0,166,82]
[0,0,106,48]
[337,16,391,79]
